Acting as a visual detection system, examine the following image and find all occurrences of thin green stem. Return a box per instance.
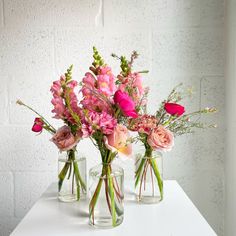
[150,158,163,200]
[107,166,116,226]
[16,100,56,133]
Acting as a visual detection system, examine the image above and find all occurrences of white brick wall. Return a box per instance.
[225,0,236,235]
[0,0,225,235]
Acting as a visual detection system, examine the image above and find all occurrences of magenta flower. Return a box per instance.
[114,90,138,118]
[32,118,44,132]
[164,103,185,117]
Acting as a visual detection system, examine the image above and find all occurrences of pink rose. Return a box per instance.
[105,124,132,156]
[114,90,138,118]
[51,126,80,151]
[32,118,44,132]
[147,126,174,151]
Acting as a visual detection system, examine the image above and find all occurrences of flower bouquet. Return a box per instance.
[17,46,216,227]
[130,84,217,203]
[17,66,87,202]
[78,48,140,227]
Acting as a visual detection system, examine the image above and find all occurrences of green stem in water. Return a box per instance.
[135,146,163,201]
[150,158,163,200]
[89,177,103,222]
[107,166,116,226]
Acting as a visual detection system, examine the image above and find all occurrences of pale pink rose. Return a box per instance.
[147,126,174,151]
[105,124,132,156]
[51,126,80,151]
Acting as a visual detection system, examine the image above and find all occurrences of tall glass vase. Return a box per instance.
[89,162,124,228]
[135,150,163,204]
[58,149,87,202]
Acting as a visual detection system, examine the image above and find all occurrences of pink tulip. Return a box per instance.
[114,90,138,118]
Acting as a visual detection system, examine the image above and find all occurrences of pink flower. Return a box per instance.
[129,115,157,134]
[67,80,78,89]
[50,81,62,97]
[51,97,65,119]
[119,73,144,104]
[82,72,96,90]
[164,103,185,117]
[114,90,138,118]
[81,71,113,113]
[104,124,132,156]
[147,126,174,151]
[32,118,44,132]
[97,66,116,96]
[50,75,81,124]
[51,126,81,151]
[81,111,117,137]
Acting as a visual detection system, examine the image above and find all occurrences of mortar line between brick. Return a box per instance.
[52,27,56,76]
[6,77,10,124]
[102,0,104,27]
[2,0,5,27]
[13,171,17,217]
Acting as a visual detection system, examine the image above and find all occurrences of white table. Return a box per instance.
[11,181,217,236]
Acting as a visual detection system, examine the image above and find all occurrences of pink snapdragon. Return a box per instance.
[97,66,116,96]
[50,75,80,124]
[119,72,144,104]
[81,70,115,113]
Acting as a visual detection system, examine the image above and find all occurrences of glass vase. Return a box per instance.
[89,163,124,228]
[58,149,87,202]
[135,150,163,204]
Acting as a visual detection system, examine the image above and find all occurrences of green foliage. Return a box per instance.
[92,46,104,68]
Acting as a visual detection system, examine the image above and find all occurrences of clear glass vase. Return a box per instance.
[135,150,163,204]
[58,149,87,202]
[89,163,124,228]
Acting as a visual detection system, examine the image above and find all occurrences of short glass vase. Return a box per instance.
[135,151,163,204]
[58,149,87,202]
[89,163,124,228]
